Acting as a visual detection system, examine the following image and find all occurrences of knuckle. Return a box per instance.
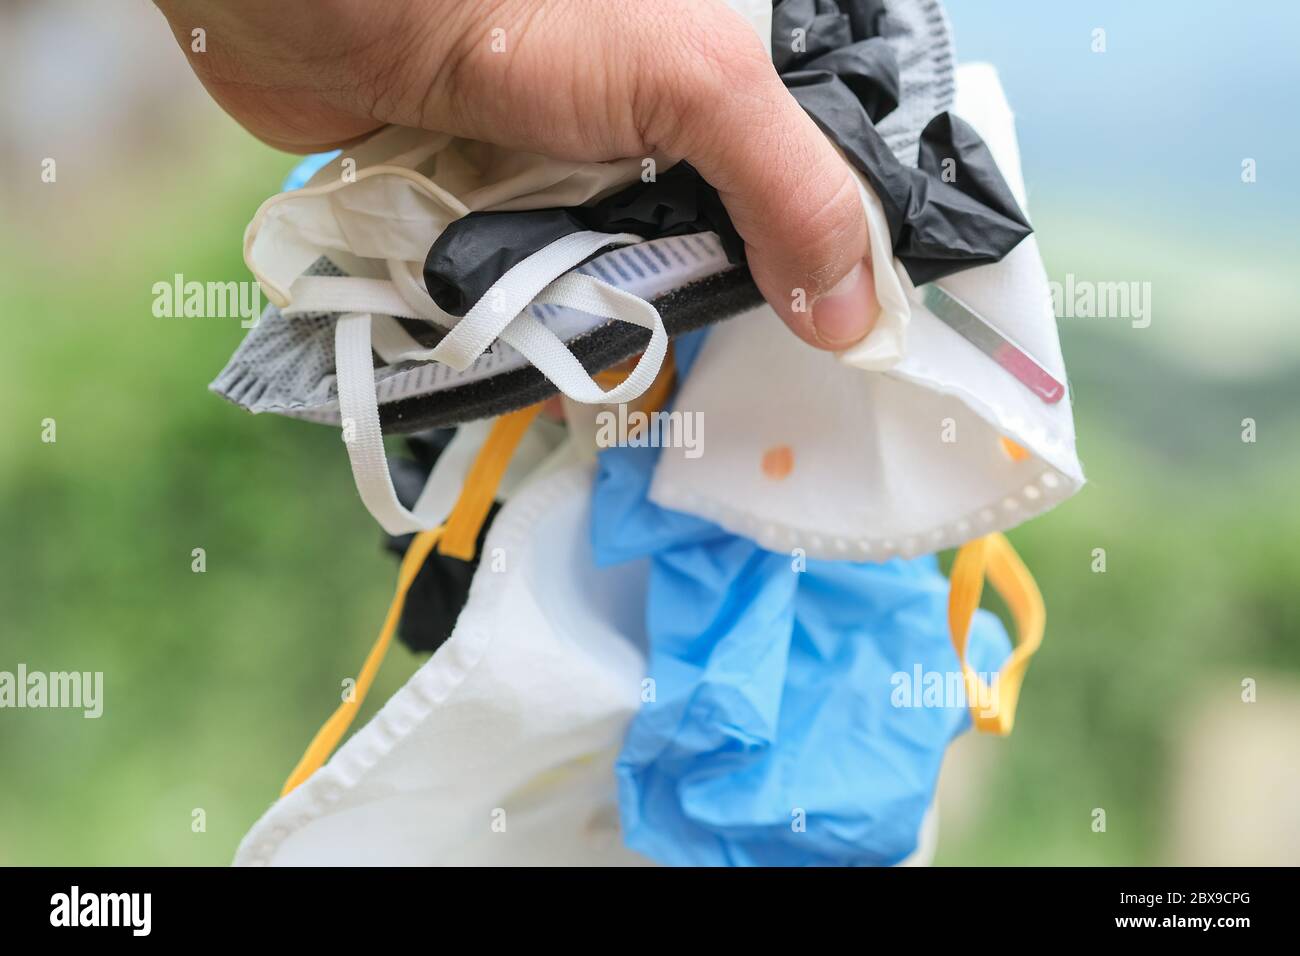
[633,4,776,153]
[365,0,516,130]
[788,169,866,291]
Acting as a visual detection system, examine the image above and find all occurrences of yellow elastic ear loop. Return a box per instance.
[281,403,542,796]
[438,404,543,560]
[947,532,1045,735]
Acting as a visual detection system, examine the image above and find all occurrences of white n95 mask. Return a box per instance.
[649,63,1084,561]
[236,456,652,866]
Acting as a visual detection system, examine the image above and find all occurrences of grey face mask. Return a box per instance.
[212,234,759,431]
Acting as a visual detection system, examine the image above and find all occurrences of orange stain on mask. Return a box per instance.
[1000,437,1030,462]
[761,445,795,479]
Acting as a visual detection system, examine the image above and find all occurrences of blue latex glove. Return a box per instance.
[591,340,1012,866]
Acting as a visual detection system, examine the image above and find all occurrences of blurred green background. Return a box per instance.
[1,1,1297,865]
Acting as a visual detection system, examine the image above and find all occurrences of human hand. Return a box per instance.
[155,0,878,349]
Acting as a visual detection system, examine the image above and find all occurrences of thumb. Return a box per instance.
[668,41,878,350]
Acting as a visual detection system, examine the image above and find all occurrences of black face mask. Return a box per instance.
[382,428,499,655]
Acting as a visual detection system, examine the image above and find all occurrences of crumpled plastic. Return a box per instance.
[424,0,1031,313]
[777,0,1032,284]
[383,429,495,655]
[423,164,740,316]
[589,333,1013,867]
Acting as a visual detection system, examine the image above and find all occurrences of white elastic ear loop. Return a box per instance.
[281,275,430,324]
[286,230,668,393]
[313,227,676,531]
[408,420,491,521]
[413,230,644,371]
[369,314,428,365]
[502,273,667,404]
[335,312,478,535]
[321,231,677,531]
[384,233,668,403]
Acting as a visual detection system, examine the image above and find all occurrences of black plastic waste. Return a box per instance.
[382,429,496,655]
[778,0,1032,284]
[423,164,741,317]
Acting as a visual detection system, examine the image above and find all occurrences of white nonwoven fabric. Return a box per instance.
[235,456,654,866]
[649,63,1085,561]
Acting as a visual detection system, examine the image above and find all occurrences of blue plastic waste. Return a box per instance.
[282,150,342,192]
[590,332,1012,866]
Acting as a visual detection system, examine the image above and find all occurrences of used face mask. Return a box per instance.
[236,442,942,867]
[209,0,1048,540]
[226,1,1081,867]
[236,451,652,866]
[649,64,1084,561]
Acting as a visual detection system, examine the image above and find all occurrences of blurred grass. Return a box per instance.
[933,204,1300,864]
[1,124,1297,866]
[936,428,1300,864]
[0,128,427,865]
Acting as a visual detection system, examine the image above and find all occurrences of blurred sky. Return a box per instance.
[946,0,1300,379]
[948,0,1300,228]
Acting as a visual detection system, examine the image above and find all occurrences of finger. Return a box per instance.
[648,17,878,350]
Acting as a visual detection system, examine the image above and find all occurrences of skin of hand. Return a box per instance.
[154,0,879,349]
